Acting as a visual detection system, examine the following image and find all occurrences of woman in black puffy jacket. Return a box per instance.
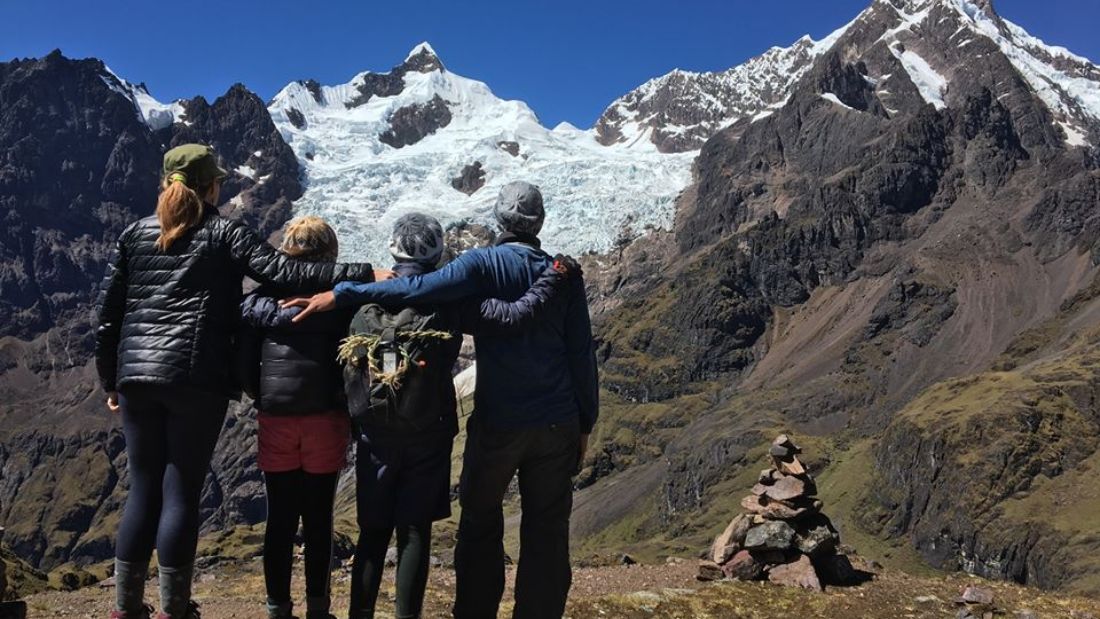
[93,144,383,619]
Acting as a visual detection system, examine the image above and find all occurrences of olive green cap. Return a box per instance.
[162,144,228,187]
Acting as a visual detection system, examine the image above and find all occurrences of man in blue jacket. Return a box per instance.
[287,182,598,619]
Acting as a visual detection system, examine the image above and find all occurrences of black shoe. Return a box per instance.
[156,601,201,619]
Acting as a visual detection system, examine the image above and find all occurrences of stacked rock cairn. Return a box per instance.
[698,434,857,591]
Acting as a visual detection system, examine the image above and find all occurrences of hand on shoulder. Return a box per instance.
[552,254,583,278]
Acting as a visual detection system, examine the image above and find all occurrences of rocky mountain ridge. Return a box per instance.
[596,0,1100,153]
[594,31,846,153]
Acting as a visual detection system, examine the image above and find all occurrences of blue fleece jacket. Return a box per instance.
[333,242,598,433]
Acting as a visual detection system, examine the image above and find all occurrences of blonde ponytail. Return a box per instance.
[155,174,205,252]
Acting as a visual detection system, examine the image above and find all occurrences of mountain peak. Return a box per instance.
[406,41,438,61]
[877,0,997,18]
[403,41,444,73]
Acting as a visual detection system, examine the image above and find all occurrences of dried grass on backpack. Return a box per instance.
[337,330,454,388]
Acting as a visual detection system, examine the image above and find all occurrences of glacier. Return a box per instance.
[267,44,695,265]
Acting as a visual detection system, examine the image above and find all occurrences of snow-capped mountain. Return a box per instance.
[595,27,853,154]
[596,0,1100,154]
[268,43,695,264]
[854,0,1100,146]
[99,66,187,130]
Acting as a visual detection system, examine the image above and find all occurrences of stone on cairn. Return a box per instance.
[955,585,997,619]
[697,434,856,591]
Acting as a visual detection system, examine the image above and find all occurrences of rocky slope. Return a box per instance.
[23,558,1100,619]
[572,0,1100,596]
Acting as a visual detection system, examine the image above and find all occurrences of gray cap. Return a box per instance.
[493,181,545,235]
[389,212,444,266]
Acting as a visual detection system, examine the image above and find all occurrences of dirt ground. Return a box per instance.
[24,559,1100,619]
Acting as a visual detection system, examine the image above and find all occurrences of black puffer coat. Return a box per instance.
[237,289,355,415]
[94,204,374,398]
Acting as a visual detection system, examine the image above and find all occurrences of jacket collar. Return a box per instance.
[494,231,541,249]
[392,261,436,278]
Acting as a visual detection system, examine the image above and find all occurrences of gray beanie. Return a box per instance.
[493,181,545,235]
[389,212,444,266]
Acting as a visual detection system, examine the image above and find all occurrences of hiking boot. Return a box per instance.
[267,603,299,619]
[156,600,201,619]
[110,605,154,619]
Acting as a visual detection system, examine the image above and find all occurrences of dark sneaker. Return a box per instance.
[267,606,300,619]
[156,601,201,619]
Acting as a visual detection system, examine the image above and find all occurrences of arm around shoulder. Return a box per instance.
[333,250,486,308]
[464,263,571,335]
[222,219,374,292]
[564,275,599,433]
[240,291,301,329]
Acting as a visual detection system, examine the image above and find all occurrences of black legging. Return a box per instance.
[264,470,339,607]
[115,385,228,568]
[349,523,432,619]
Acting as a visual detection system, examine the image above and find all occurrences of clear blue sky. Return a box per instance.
[2,0,1097,128]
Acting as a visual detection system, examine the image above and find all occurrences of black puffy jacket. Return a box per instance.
[94,204,374,398]
[237,289,355,415]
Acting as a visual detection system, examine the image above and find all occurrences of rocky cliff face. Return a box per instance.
[0,51,301,570]
[0,51,160,340]
[170,85,303,237]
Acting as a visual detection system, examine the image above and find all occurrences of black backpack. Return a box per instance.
[338,304,457,433]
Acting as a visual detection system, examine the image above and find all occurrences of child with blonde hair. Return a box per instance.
[238,215,357,619]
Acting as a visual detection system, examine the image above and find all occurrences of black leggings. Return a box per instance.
[263,470,339,607]
[349,523,432,619]
[115,385,228,568]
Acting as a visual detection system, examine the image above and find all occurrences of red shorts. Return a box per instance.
[257,411,351,474]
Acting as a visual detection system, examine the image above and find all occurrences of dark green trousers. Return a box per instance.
[453,417,579,619]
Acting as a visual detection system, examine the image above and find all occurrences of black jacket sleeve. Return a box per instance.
[240,291,302,329]
[459,265,568,335]
[94,233,129,392]
[222,220,375,293]
[564,275,598,434]
[235,325,263,402]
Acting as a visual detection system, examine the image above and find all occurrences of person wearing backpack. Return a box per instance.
[344,213,577,619]
[236,216,357,619]
[286,184,597,619]
[95,145,385,619]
